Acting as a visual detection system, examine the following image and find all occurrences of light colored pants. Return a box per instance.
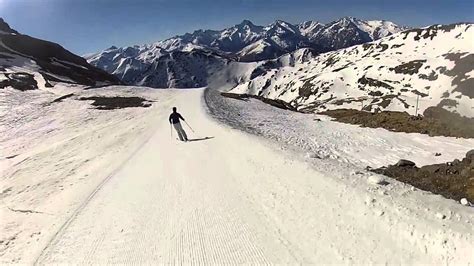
[173,122,188,141]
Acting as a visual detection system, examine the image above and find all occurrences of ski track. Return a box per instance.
[34,88,474,264]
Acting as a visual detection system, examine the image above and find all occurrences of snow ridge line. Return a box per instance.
[33,120,160,265]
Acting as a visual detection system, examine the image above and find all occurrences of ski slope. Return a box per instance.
[28,88,474,264]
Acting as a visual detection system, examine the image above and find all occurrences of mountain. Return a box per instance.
[300,17,408,49]
[86,45,230,88]
[0,18,120,91]
[229,23,473,118]
[127,49,229,88]
[151,17,407,61]
[87,17,407,88]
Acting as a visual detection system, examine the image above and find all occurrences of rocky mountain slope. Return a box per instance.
[0,18,120,91]
[86,17,406,88]
[86,45,230,88]
[229,23,473,119]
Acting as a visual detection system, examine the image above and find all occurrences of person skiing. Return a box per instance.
[169,107,188,142]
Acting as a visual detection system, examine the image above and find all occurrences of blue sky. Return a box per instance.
[1,0,473,55]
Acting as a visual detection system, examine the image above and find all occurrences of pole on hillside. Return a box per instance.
[170,124,173,139]
[415,94,419,116]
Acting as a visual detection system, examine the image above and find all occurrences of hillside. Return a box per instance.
[0,18,120,91]
[229,23,473,119]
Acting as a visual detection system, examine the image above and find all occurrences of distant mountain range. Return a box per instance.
[86,17,408,88]
[0,18,120,91]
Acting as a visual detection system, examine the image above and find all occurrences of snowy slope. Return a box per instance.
[0,85,166,263]
[86,17,406,88]
[0,18,120,91]
[298,17,409,47]
[2,86,473,264]
[230,23,474,118]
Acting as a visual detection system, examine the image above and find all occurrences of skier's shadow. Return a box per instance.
[187,136,214,142]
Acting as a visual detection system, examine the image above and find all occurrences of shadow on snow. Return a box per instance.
[187,136,214,142]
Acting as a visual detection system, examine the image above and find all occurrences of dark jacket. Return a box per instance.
[169,112,185,124]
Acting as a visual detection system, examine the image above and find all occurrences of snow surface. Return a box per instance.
[206,88,474,168]
[2,85,473,264]
[1,85,166,263]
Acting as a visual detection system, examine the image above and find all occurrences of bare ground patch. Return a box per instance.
[320,107,474,138]
[78,96,152,110]
[371,151,474,202]
[221,92,297,111]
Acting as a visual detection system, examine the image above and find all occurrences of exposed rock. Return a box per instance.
[221,92,296,111]
[466,150,474,159]
[78,96,152,110]
[389,60,426,75]
[372,153,474,202]
[0,72,37,91]
[396,159,416,167]
[320,108,474,138]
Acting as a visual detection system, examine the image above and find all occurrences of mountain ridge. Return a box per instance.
[0,18,120,91]
[87,16,408,88]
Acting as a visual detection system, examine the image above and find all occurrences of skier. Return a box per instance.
[169,107,188,142]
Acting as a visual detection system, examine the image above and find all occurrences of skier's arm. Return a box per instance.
[179,114,185,121]
[168,115,172,124]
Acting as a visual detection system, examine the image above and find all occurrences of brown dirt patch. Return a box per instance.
[78,96,152,110]
[320,107,474,138]
[221,92,297,111]
[371,151,474,202]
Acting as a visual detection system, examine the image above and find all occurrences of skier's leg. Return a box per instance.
[173,124,184,141]
[177,123,188,141]
[178,130,186,141]
[180,127,188,141]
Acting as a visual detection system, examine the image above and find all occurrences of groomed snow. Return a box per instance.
[1,85,167,263]
[1,86,473,264]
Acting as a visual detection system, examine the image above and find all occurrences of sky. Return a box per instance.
[1,0,473,55]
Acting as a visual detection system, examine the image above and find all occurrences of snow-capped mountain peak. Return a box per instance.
[265,19,300,35]
[298,20,323,32]
[87,16,408,88]
[354,19,409,39]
